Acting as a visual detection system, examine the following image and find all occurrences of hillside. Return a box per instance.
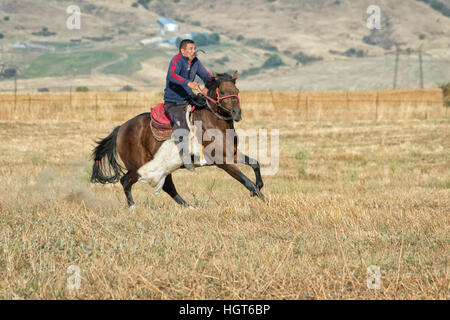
[0,0,449,91]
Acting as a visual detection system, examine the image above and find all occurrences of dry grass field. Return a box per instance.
[0,90,448,299]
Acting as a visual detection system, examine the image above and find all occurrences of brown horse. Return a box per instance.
[90,72,264,208]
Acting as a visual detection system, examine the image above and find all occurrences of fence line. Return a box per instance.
[0,89,446,121]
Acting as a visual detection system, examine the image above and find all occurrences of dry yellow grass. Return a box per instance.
[0,92,448,299]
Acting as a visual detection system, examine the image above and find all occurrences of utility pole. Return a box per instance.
[393,44,399,89]
[385,45,427,90]
[418,45,424,89]
[0,44,4,78]
[14,65,17,111]
[406,50,411,88]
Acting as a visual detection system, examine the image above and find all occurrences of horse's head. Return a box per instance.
[206,71,242,122]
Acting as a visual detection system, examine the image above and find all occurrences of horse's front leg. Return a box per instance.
[217,164,265,200]
[240,153,264,192]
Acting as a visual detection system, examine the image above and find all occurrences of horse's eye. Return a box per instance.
[220,91,225,95]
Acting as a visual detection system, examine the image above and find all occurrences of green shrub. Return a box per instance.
[138,0,151,9]
[192,34,208,46]
[208,33,220,45]
[344,48,366,58]
[32,27,56,37]
[119,85,135,92]
[293,52,323,65]
[75,86,89,92]
[241,67,261,78]
[246,38,278,51]
[440,82,450,106]
[262,55,284,69]
[418,0,450,17]
[2,68,17,78]
[214,56,229,64]
[85,36,113,42]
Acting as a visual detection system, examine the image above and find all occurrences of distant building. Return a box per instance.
[139,37,162,45]
[12,41,29,49]
[157,17,179,35]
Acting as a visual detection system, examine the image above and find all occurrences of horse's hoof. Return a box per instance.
[129,205,136,210]
[251,188,265,201]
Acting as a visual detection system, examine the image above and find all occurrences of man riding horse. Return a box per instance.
[164,39,211,171]
[90,43,265,208]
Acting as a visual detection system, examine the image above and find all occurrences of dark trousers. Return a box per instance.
[164,101,188,133]
[164,102,192,166]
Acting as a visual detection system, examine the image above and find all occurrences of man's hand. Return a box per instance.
[187,81,200,91]
[187,82,208,95]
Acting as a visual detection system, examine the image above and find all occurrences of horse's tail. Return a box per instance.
[90,126,125,184]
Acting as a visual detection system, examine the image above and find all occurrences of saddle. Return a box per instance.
[150,103,196,141]
[150,103,172,141]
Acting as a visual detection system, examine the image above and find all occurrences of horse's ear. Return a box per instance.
[213,73,219,81]
[232,71,238,83]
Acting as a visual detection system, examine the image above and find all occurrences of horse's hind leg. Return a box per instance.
[120,171,139,208]
[162,174,192,207]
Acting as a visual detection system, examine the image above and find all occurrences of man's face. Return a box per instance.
[181,43,196,60]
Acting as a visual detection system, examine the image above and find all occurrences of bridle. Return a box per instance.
[197,83,240,121]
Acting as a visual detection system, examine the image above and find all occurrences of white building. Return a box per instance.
[139,37,162,45]
[12,41,29,49]
[157,17,179,35]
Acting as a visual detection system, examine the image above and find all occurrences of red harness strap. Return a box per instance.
[197,87,240,108]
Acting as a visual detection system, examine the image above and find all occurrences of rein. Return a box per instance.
[197,85,240,121]
[205,99,233,121]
